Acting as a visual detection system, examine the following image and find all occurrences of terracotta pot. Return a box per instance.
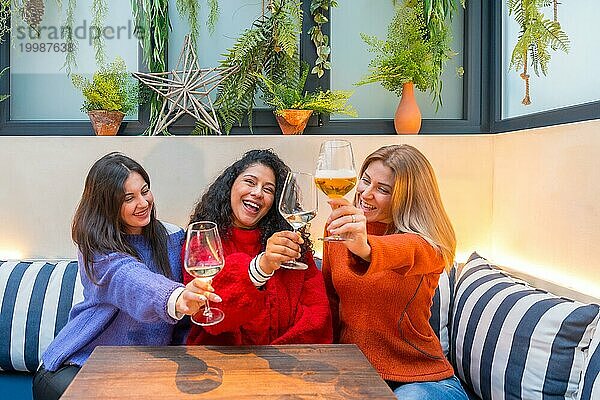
[394,82,421,135]
[274,109,314,135]
[88,110,125,136]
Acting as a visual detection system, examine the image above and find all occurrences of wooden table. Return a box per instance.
[61,344,395,399]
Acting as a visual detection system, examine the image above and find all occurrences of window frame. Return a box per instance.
[0,1,597,136]
[312,1,485,135]
[0,40,150,136]
[490,1,600,133]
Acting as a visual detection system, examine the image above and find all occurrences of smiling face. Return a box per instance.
[120,171,154,234]
[356,160,394,224]
[230,163,277,229]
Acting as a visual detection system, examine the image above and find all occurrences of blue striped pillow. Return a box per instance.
[429,263,456,356]
[578,329,600,400]
[0,260,83,372]
[452,253,599,400]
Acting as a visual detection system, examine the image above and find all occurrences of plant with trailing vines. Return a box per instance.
[507,0,569,105]
[198,0,302,134]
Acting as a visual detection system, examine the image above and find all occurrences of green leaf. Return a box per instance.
[317,45,331,57]
[314,13,328,24]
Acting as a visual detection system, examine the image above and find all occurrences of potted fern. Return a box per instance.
[71,57,138,136]
[357,0,461,134]
[256,63,356,135]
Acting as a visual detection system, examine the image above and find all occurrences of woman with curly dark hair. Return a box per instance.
[184,149,332,345]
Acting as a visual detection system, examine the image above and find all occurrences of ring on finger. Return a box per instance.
[351,214,356,223]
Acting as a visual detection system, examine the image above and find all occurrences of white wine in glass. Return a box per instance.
[315,140,357,241]
[184,221,225,326]
[278,172,318,270]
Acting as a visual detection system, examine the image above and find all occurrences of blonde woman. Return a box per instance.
[322,145,467,400]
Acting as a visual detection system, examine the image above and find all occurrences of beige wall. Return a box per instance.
[1,121,597,296]
[491,120,600,297]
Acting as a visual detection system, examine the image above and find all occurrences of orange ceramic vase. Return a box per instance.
[275,109,314,135]
[88,110,125,136]
[394,82,421,135]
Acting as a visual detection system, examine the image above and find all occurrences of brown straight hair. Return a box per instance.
[72,152,171,283]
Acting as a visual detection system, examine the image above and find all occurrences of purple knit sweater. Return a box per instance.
[42,222,186,371]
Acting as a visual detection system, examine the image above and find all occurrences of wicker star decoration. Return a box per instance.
[133,35,237,135]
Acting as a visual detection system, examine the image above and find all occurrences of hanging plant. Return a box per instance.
[175,0,219,45]
[1,0,52,43]
[130,0,220,134]
[91,0,107,65]
[204,0,302,134]
[308,0,337,78]
[130,0,169,134]
[2,1,77,71]
[61,0,106,74]
[0,66,9,102]
[508,0,569,105]
[63,0,78,74]
[0,1,9,42]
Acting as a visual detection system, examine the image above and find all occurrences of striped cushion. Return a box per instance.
[579,328,600,400]
[0,260,83,372]
[429,263,456,355]
[452,253,599,400]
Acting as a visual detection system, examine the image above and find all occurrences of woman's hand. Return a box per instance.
[176,278,222,316]
[326,198,371,262]
[259,231,303,275]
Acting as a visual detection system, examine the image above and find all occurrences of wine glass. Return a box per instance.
[314,139,357,241]
[184,221,225,326]
[278,171,318,270]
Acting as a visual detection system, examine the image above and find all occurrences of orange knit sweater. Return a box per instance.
[322,222,454,383]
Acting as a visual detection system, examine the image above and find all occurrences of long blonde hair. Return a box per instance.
[358,145,456,269]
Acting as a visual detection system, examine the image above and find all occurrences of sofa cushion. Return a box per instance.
[0,260,83,372]
[578,327,600,400]
[451,253,599,400]
[0,372,34,399]
[429,263,456,356]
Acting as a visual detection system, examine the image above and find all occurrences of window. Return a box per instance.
[2,0,143,134]
[493,0,600,132]
[330,1,464,120]
[0,1,597,135]
[165,1,278,135]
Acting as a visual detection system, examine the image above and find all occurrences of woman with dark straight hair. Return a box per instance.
[33,152,217,400]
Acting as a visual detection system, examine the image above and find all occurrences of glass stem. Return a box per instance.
[201,277,213,317]
[203,299,213,317]
[293,228,298,261]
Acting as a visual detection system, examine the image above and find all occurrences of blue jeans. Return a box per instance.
[391,375,468,400]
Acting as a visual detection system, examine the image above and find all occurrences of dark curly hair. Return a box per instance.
[188,149,313,259]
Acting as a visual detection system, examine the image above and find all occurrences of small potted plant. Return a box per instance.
[255,63,357,135]
[71,57,138,136]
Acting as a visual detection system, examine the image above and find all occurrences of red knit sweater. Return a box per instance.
[183,227,332,345]
[322,222,454,383]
